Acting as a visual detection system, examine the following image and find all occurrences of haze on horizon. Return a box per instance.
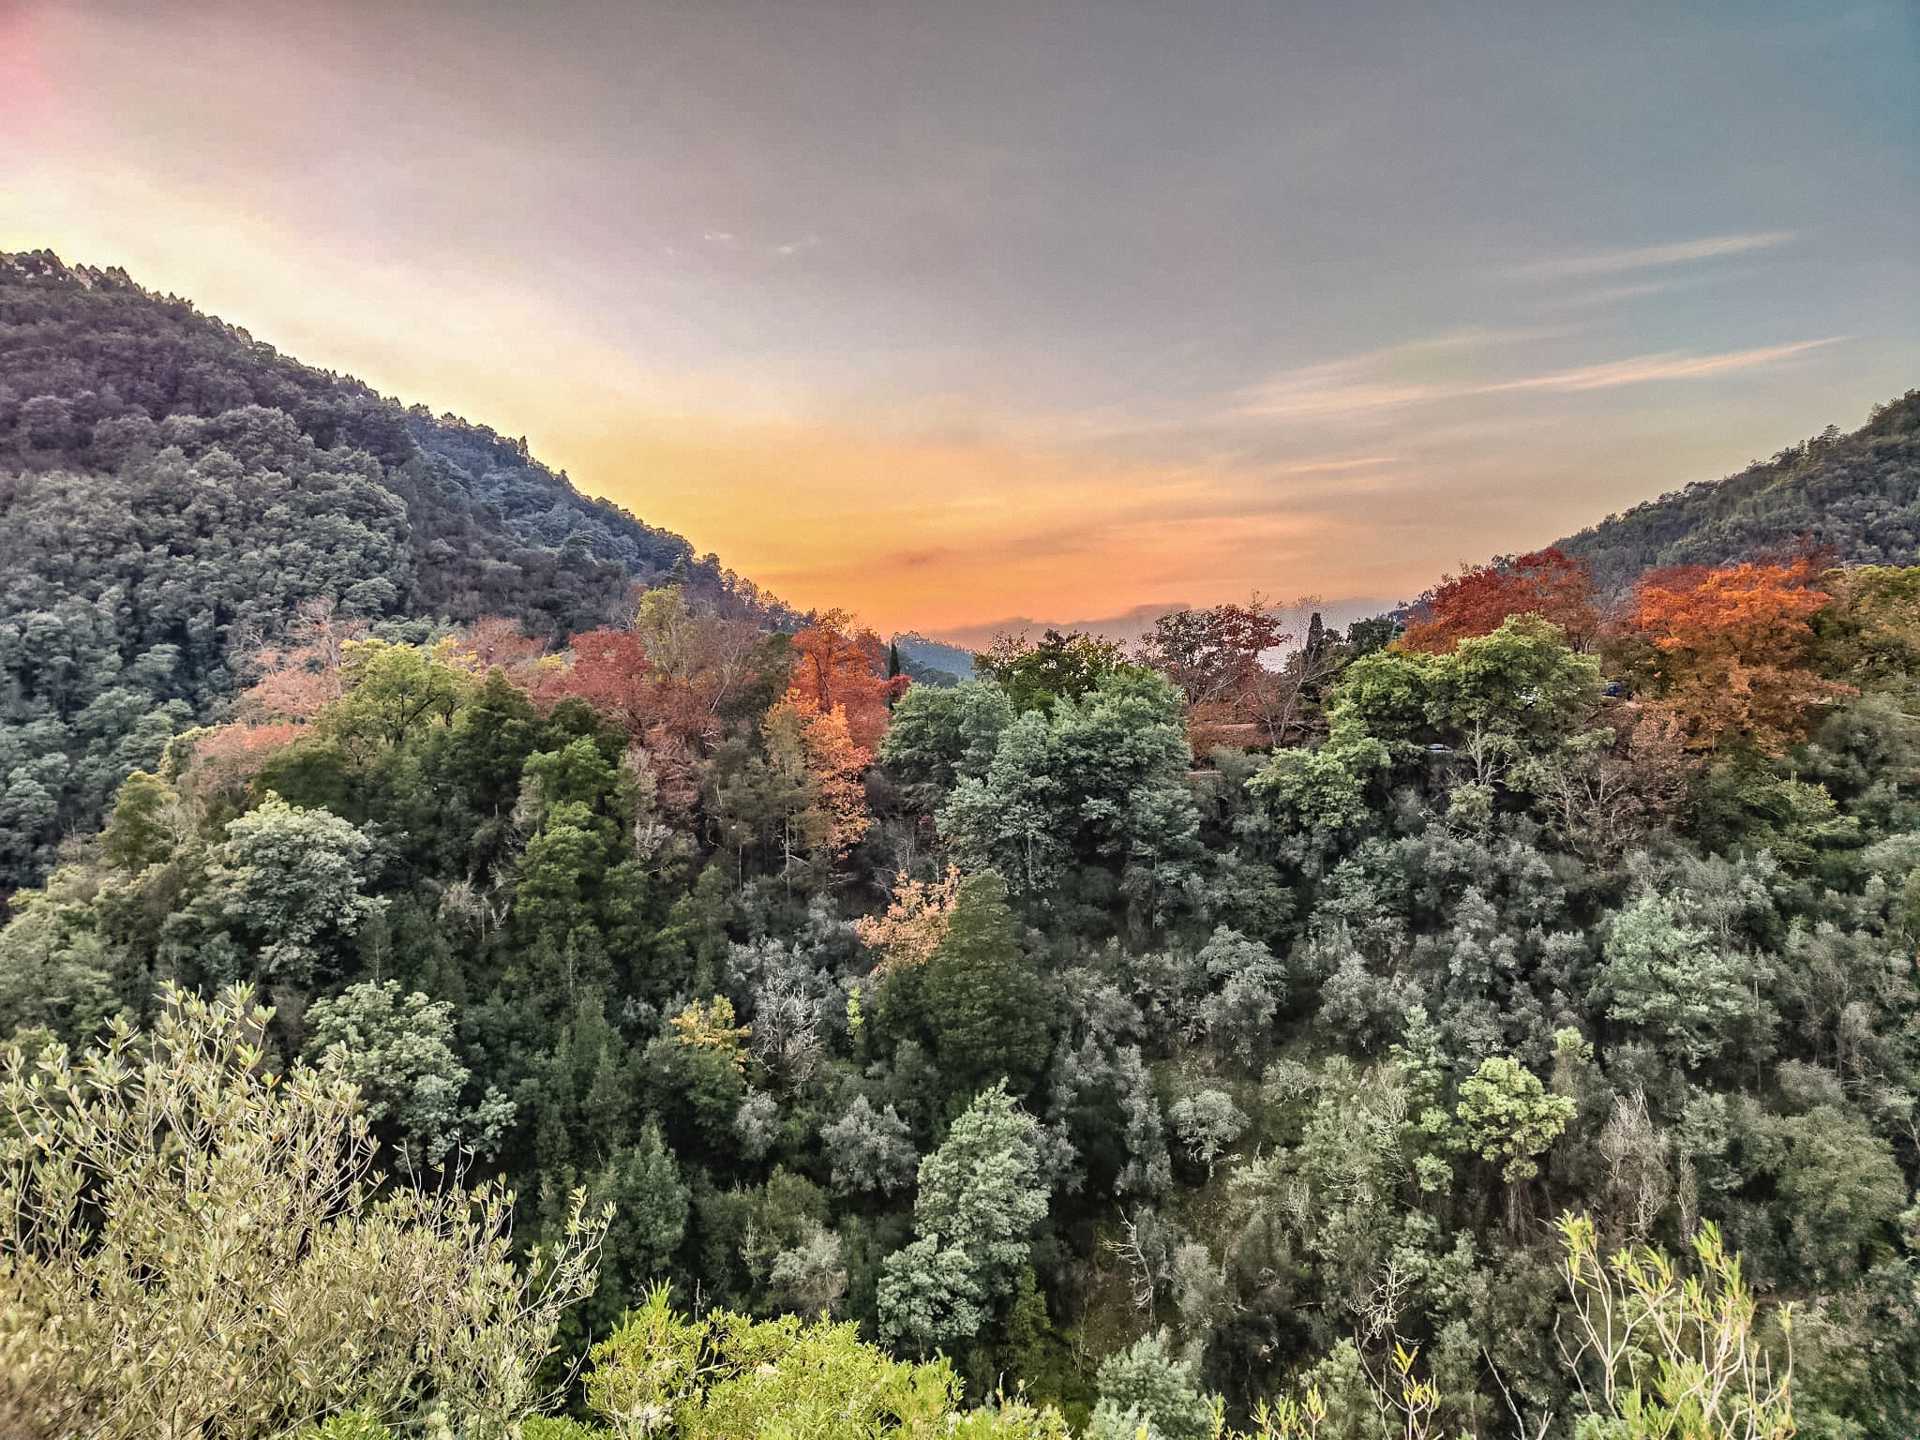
[4,0,1916,638]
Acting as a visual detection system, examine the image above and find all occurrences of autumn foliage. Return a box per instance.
[454,615,547,675]
[176,721,305,812]
[538,588,771,763]
[1625,558,1851,754]
[785,610,906,752]
[237,597,365,722]
[1401,548,1599,654]
[1137,603,1290,708]
[764,696,874,866]
[626,586,769,750]
[854,866,964,973]
[555,628,654,734]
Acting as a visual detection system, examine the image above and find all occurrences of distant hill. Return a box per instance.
[891,631,975,684]
[0,249,794,887]
[1556,389,1920,593]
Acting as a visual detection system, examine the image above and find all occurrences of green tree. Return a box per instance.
[821,1093,918,1196]
[1455,1055,1574,1185]
[1088,1331,1215,1440]
[974,629,1130,713]
[547,1122,689,1345]
[578,1284,1072,1439]
[100,769,183,870]
[914,871,1051,1099]
[324,638,471,753]
[203,793,385,990]
[878,1082,1050,1353]
[937,668,1200,909]
[303,980,511,1166]
[0,864,125,1046]
[879,680,1014,811]
[1168,1089,1248,1176]
[1596,893,1767,1069]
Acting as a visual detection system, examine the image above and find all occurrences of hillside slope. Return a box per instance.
[891,630,976,684]
[0,249,790,887]
[1556,389,1920,592]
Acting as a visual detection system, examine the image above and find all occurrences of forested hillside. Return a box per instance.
[0,251,794,890]
[1557,390,1920,592]
[2,260,1919,1438]
[892,631,977,684]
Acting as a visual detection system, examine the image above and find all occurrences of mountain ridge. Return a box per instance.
[0,248,797,628]
[1553,388,1920,593]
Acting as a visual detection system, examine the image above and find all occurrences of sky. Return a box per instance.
[3,0,1916,638]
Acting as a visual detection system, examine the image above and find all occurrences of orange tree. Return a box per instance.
[786,610,904,752]
[1623,558,1850,754]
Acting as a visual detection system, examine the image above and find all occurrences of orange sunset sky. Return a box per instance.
[4,1,1916,639]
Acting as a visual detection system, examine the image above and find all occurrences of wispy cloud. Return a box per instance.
[1537,279,1684,311]
[1388,324,1572,352]
[1235,350,1443,421]
[1237,336,1841,421]
[1265,454,1399,475]
[1480,339,1843,394]
[1509,230,1794,280]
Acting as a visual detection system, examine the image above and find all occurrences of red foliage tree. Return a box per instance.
[1137,602,1290,709]
[1401,548,1599,654]
[177,721,304,814]
[628,585,780,755]
[1625,558,1851,754]
[237,597,364,721]
[553,628,654,735]
[455,615,546,675]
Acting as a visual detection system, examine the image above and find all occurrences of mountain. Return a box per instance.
[1556,389,1920,593]
[890,631,976,684]
[0,249,791,888]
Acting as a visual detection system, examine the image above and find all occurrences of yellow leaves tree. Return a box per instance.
[763,697,873,876]
[668,996,753,1075]
[797,700,874,860]
[1556,1212,1795,1440]
[855,866,964,974]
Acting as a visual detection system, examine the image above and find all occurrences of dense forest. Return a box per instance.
[2,260,1918,1439]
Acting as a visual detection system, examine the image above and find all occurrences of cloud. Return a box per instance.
[1479,339,1844,394]
[1536,279,1683,311]
[1236,335,1841,420]
[1508,230,1794,280]
[1265,455,1400,475]
[1232,340,1451,420]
